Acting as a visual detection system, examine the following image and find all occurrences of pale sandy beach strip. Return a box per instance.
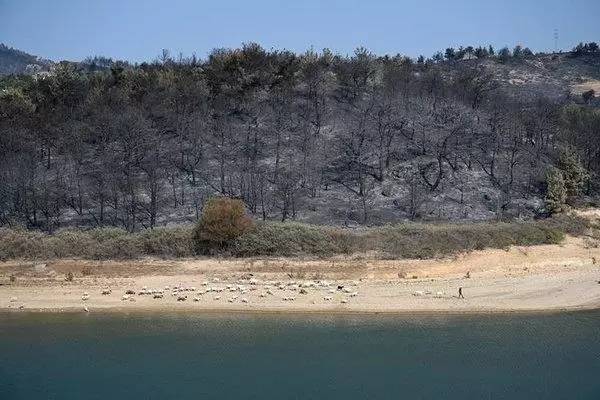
[1,236,600,315]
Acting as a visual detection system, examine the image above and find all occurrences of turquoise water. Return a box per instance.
[1,311,599,399]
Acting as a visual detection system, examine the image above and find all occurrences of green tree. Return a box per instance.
[498,47,511,62]
[560,105,600,194]
[513,45,523,58]
[545,168,566,214]
[557,147,589,197]
[522,47,534,57]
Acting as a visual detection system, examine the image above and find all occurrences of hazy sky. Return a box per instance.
[2,0,599,62]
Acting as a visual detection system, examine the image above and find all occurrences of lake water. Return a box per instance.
[1,311,599,399]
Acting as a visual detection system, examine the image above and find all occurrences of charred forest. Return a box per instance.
[1,43,599,232]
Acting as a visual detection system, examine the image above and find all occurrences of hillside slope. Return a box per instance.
[0,43,53,75]
[0,45,598,230]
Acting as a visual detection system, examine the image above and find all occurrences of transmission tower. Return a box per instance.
[553,28,559,53]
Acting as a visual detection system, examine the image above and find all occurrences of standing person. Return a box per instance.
[458,287,465,299]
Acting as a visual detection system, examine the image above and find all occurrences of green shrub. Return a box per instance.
[138,227,194,257]
[545,167,567,213]
[0,214,589,261]
[0,228,46,260]
[327,228,368,255]
[232,222,338,257]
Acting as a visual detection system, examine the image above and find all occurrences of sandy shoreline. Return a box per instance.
[2,304,599,316]
[1,236,600,315]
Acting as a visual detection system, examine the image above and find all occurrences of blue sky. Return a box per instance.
[1,0,599,62]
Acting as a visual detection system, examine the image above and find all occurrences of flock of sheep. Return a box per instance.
[7,278,454,312]
[413,290,446,298]
[80,278,362,309]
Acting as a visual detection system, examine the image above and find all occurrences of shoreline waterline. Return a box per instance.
[2,301,599,316]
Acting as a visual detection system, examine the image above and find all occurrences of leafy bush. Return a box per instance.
[0,214,589,261]
[138,227,194,257]
[233,222,338,257]
[545,168,567,214]
[193,197,254,253]
[372,221,567,259]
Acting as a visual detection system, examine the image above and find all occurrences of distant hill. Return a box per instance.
[0,43,53,75]
[470,52,600,102]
